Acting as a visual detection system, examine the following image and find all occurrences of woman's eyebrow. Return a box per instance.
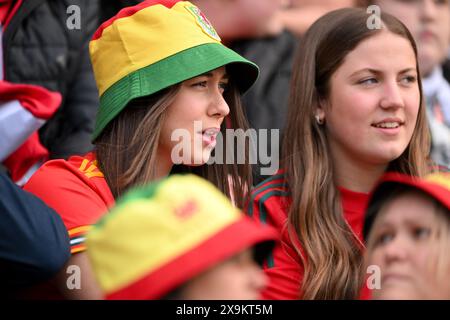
[349,67,416,78]
[397,68,416,74]
[199,71,229,80]
[349,68,380,78]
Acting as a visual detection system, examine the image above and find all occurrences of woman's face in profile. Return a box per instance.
[319,30,420,169]
[366,191,450,299]
[159,66,230,166]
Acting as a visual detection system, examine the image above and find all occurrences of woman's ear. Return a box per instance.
[315,98,326,125]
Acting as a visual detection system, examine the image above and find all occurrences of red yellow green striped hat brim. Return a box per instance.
[364,172,450,240]
[89,0,259,141]
[86,174,277,300]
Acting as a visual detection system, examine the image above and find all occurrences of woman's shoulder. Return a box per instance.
[250,171,289,202]
[23,152,114,232]
[24,152,105,191]
[246,171,291,227]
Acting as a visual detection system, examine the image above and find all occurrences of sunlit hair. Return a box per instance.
[95,76,253,209]
[282,8,431,299]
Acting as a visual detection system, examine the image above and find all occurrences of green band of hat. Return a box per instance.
[92,43,259,141]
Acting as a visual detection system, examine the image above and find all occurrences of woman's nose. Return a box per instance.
[208,91,230,118]
[379,82,404,110]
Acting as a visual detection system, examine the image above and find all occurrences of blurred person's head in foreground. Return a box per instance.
[86,174,277,300]
[364,172,450,299]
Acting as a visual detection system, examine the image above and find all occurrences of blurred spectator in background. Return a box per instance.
[280,0,355,37]
[364,172,450,299]
[358,0,450,167]
[87,175,277,300]
[192,0,285,42]
[0,0,100,184]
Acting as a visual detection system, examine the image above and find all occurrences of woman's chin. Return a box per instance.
[182,152,213,167]
[365,146,407,166]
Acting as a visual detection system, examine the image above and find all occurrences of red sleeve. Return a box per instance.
[23,157,113,254]
[246,176,304,300]
[0,81,61,120]
[3,132,48,183]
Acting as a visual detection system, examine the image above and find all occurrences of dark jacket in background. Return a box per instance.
[232,31,297,133]
[442,59,450,83]
[3,0,99,159]
[0,172,70,291]
[232,31,298,184]
[100,0,142,22]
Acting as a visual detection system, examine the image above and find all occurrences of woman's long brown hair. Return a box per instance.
[282,8,431,299]
[95,77,253,209]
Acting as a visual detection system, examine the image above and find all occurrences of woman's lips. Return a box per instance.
[200,128,220,147]
[382,273,412,287]
[371,119,404,136]
[419,30,437,42]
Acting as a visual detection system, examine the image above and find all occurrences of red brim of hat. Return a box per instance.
[374,172,450,210]
[363,172,450,240]
[105,216,278,300]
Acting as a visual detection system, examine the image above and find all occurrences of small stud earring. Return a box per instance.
[315,114,324,125]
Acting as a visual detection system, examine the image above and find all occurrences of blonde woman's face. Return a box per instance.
[159,67,230,166]
[321,31,420,169]
[366,191,450,299]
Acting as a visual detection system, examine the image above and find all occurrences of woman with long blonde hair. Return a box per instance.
[247,8,433,299]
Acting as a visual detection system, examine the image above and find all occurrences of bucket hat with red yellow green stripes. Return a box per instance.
[89,0,259,141]
[86,174,277,300]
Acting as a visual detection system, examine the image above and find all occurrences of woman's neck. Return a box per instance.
[331,149,388,194]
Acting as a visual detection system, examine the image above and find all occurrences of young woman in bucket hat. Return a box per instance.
[86,174,277,300]
[23,0,259,299]
[363,172,450,299]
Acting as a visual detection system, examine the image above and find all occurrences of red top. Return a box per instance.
[24,152,115,254]
[246,171,371,300]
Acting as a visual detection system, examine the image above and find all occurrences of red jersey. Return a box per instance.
[246,171,371,300]
[24,152,115,254]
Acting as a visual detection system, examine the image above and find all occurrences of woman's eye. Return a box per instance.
[400,75,417,85]
[219,82,229,92]
[412,227,431,240]
[375,232,394,247]
[436,0,448,6]
[193,81,208,88]
[358,78,378,85]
